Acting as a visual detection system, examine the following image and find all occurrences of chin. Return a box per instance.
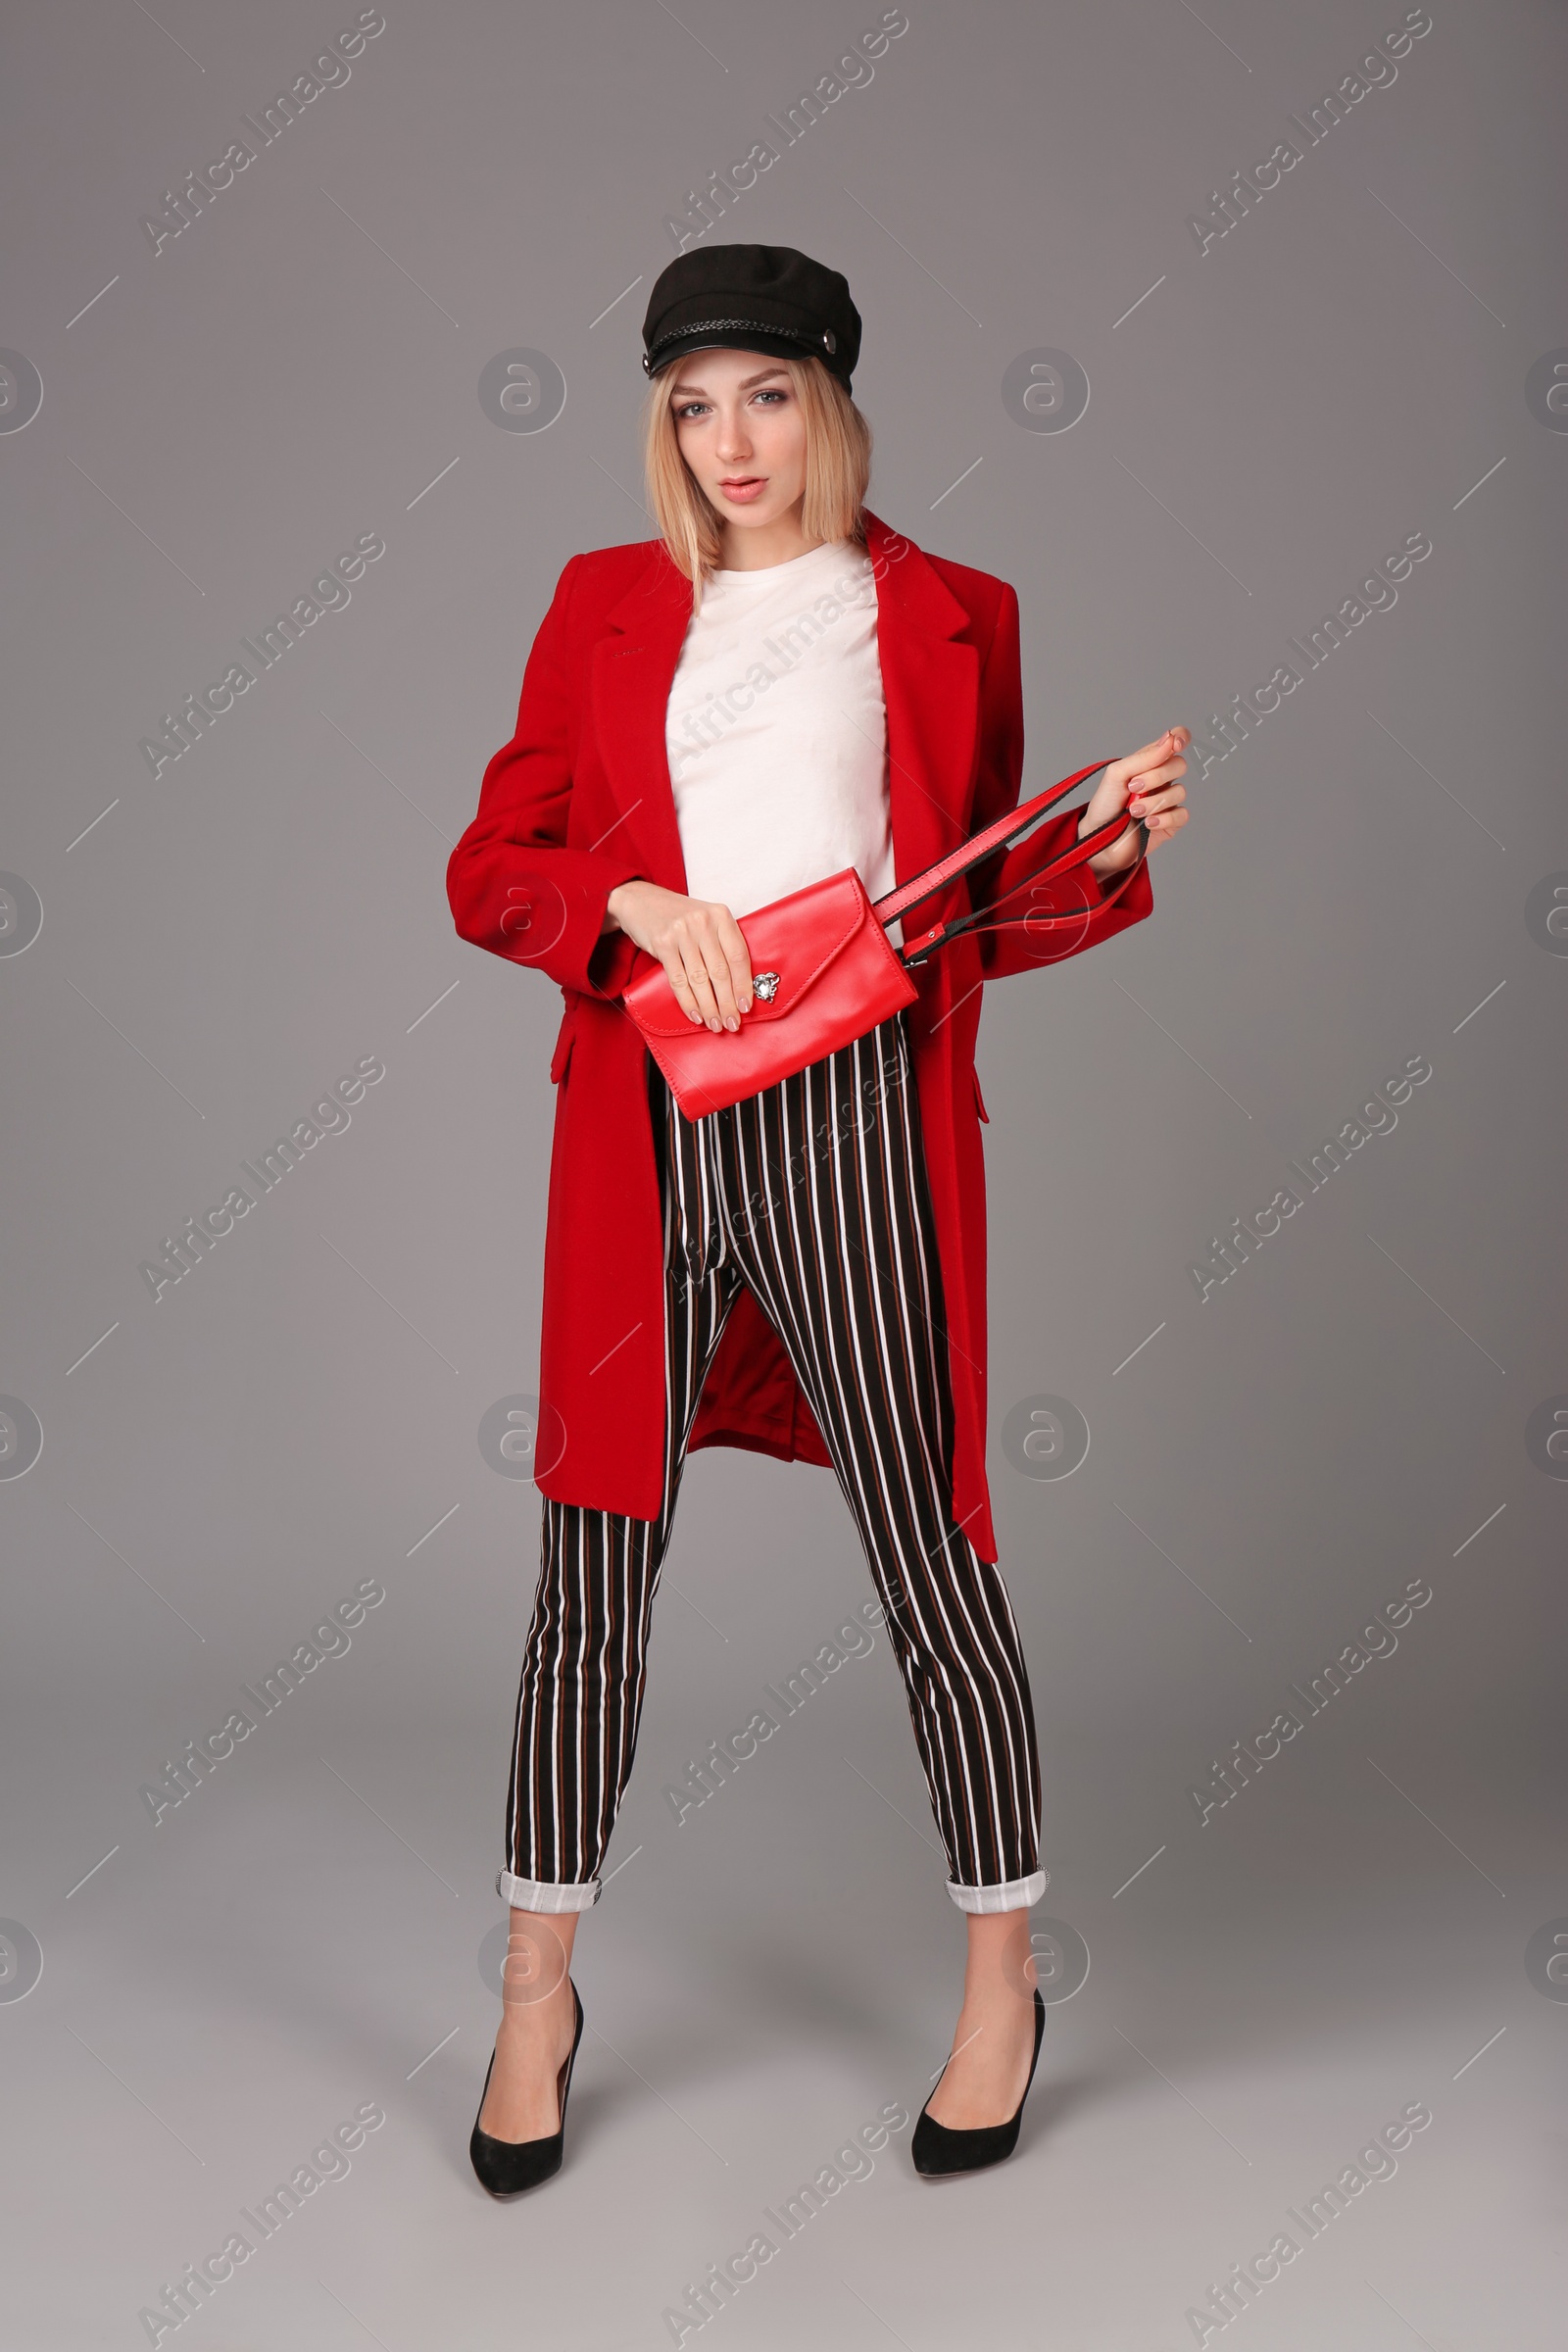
[721,502,790,529]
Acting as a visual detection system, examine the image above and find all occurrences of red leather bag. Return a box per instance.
[621,759,1148,1119]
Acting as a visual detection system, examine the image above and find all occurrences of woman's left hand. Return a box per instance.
[1079,725,1192,877]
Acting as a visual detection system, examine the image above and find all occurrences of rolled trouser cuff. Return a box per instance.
[946,1868,1049,1915]
[497,1869,602,1913]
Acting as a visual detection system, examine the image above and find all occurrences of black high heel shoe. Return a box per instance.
[469,1981,584,2197]
[911,1985,1046,2178]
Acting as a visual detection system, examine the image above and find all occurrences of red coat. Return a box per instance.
[447,510,1152,1561]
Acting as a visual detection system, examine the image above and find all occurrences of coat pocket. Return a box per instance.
[549,1000,577,1086]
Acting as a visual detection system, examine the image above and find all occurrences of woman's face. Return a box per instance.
[667,349,808,536]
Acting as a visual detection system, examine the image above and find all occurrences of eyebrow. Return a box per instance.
[668,366,790,397]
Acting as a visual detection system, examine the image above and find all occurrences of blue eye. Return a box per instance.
[672,387,786,420]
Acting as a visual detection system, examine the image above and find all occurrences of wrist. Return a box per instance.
[604,879,644,935]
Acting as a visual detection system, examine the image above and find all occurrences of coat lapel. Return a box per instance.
[590,551,695,892]
[590,511,982,901]
[862,508,982,884]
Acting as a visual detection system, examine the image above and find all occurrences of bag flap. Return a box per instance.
[623,868,873,1041]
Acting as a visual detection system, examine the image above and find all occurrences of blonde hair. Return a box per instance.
[641,354,871,604]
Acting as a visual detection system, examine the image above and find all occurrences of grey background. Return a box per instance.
[2,0,1563,2344]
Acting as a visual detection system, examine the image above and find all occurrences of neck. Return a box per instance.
[716,498,824,572]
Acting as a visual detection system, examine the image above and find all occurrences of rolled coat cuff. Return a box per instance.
[974,817,1152,981]
[447,840,647,998]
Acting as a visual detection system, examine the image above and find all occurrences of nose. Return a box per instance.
[714,404,753,465]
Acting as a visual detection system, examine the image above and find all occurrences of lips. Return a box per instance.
[718,476,766,503]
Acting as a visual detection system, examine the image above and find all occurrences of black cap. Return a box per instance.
[641,244,861,392]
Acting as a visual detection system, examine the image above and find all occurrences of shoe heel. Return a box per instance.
[469,1981,584,2197]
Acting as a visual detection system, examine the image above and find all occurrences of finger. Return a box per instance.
[662,928,715,1025]
[1129,752,1188,789]
[663,953,707,1026]
[698,929,742,1028]
[1135,805,1187,837]
[1129,781,1188,812]
[1128,760,1187,806]
[1124,728,1179,776]
[679,943,724,1030]
[714,909,754,1014]
[1105,738,1174,800]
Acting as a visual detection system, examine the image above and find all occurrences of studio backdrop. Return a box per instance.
[2,2,1563,2346]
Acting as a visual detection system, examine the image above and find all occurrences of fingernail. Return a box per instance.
[724,1015,738,1032]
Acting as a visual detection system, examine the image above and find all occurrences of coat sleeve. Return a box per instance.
[446,555,648,998]
[966,580,1153,981]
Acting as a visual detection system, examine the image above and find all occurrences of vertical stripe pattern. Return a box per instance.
[503,1013,1045,1913]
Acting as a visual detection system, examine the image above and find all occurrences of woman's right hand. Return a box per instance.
[605,880,754,1032]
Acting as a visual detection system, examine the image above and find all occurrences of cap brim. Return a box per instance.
[646,328,819,379]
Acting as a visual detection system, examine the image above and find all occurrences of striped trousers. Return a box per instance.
[501,1012,1047,1916]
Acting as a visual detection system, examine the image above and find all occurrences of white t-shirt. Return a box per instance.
[663,538,894,919]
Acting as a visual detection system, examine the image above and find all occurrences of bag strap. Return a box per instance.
[870,760,1150,967]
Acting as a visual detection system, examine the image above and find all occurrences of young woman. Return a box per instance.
[446,244,1191,2193]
